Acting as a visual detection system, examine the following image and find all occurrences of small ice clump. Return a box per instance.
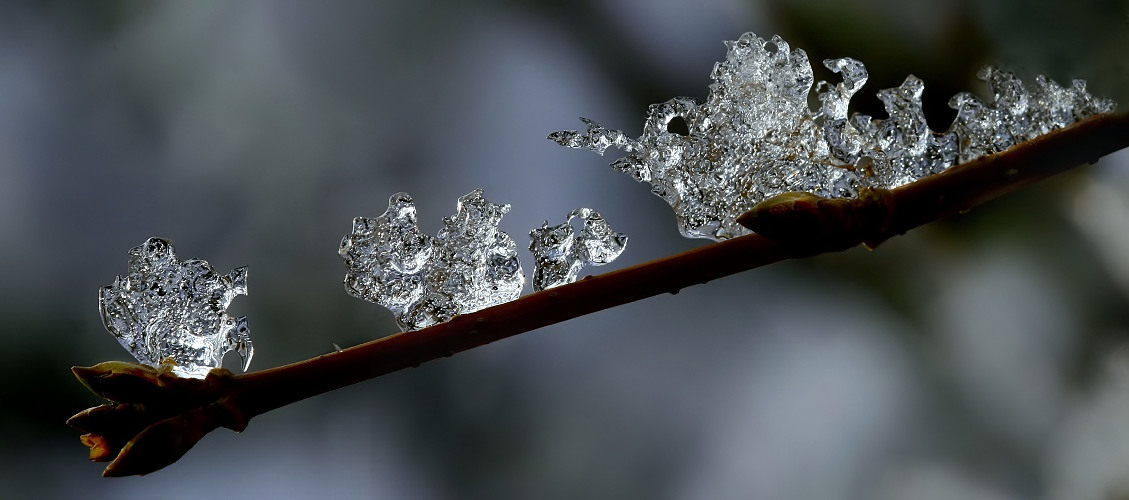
[98,237,253,379]
[340,189,524,331]
[550,32,1117,241]
[529,208,627,291]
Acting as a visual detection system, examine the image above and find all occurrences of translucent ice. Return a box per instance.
[529,208,627,291]
[550,32,1117,241]
[98,237,253,379]
[340,189,524,331]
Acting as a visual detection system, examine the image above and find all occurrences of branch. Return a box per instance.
[70,111,1129,476]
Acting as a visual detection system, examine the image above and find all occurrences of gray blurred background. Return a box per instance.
[3,0,1129,498]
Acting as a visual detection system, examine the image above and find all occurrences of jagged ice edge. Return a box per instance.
[548,32,1117,241]
[97,237,253,379]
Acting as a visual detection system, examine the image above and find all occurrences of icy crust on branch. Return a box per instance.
[549,32,1117,240]
[340,189,524,331]
[529,208,627,291]
[98,238,253,379]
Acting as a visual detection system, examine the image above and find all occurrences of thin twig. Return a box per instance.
[71,111,1129,476]
[231,111,1129,418]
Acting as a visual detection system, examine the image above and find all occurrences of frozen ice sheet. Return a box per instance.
[529,208,627,291]
[340,189,525,331]
[550,32,1116,240]
[98,237,253,379]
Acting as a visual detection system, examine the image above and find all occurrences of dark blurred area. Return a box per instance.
[3,0,1129,498]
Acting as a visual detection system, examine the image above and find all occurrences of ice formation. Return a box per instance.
[529,208,627,291]
[550,32,1117,241]
[340,189,525,331]
[98,237,253,379]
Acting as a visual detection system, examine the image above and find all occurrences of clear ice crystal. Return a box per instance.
[529,208,627,291]
[98,237,253,379]
[550,32,1118,241]
[340,189,525,331]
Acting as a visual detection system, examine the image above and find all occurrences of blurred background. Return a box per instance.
[2,0,1129,498]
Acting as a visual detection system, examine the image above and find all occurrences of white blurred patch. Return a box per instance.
[675,297,916,500]
[1045,344,1129,500]
[1069,148,1129,300]
[929,248,1072,446]
[594,0,763,84]
[872,462,1017,500]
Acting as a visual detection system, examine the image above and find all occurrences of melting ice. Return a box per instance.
[98,237,253,379]
[340,189,524,331]
[550,32,1117,241]
[529,208,627,291]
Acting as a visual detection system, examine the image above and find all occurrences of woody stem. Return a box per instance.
[226,111,1129,422]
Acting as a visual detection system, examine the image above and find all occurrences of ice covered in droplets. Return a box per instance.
[550,32,1117,240]
[340,189,524,331]
[98,238,253,379]
[529,208,627,291]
